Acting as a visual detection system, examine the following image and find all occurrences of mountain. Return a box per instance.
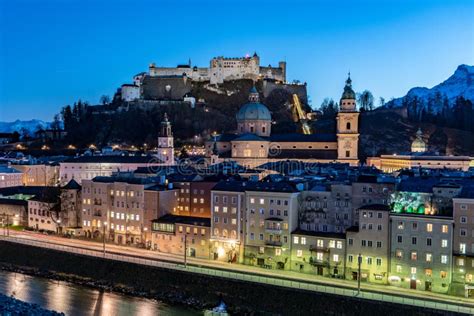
[0,119,50,134]
[386,64,474,111]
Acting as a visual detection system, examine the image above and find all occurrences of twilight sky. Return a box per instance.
[0,0,473,121]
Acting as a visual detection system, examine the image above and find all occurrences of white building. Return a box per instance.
[59,155,163,184]
[0,165,23,188]
[121,84,140,101]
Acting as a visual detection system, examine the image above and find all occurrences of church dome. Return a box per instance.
[236,88,272,122]
[411,128,427,153]
[341,75,356,100]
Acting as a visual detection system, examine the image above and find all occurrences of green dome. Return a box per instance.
[236,102,272,121]
[236,87,272,122]
[341,75,356,100]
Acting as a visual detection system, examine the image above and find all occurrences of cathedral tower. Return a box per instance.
[157,113,175,164]
[336,74,360,165]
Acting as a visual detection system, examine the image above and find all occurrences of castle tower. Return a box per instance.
[157,113,175,164]
[336,74,360,165]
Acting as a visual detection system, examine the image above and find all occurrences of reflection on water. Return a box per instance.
[0,271,199,316]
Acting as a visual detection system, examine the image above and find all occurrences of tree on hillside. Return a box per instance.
[379,97,385,108]
[100,95,111,105]
[319,98,339,119]
[357,90,374,111]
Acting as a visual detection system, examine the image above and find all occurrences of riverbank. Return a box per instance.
[0,293,64,315]
[0,240,465,315]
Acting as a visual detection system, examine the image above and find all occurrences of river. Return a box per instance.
[0,270,201,316]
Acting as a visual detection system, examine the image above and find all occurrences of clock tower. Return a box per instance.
[336,74,360,165]
[157,113,175,165]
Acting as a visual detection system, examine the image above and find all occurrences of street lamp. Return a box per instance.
[357,253,362,295]
[183,234,188,267]
[102,221,108,256]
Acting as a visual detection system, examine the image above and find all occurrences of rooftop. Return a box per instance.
[63,155,162,164]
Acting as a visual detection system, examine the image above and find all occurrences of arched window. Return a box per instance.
[231,230,237,239]
[262,126,266,133]
[223,229,228,238]
[346,122,351,130]
[213,228,219,237]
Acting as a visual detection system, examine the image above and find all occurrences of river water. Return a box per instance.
[0,270,200,316]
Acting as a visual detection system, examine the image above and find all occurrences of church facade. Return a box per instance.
[205,76,360,168]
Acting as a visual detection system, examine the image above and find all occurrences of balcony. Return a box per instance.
[265,227,282,234]
[309,245,328,252]
[265,240,283,247]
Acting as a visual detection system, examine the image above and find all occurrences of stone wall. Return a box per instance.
[0,241,462,315]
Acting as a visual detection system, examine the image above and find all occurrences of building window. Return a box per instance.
[367,257,372,265]
[333,254,339,262]
[460,243,466,254]
[301,237,307,245]
[411,267,417,274]
[441,255,448,264]
[411,252,417,261]
[396,249,403,259]
[275,248,282,256]
[426,223,433,232]
[345,151,350,158]
[442,225,448,233]
[346,122,351,130]
[427,237,432,246]
[441,239,448,248]
[396,265,402,273]
[348,255,353,263]
[412,237,417,245]
[426,253,432,262]
[296,249,303,257]
[376,258,382,266]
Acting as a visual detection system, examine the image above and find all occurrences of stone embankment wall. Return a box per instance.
[0,241,462,316]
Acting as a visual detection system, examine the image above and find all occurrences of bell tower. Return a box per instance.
[157,113,175,164]
[336,73,360,165]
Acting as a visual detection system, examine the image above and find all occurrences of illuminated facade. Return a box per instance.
[290,230,346,277]
[345,205,391,284]
[389,213,453,293]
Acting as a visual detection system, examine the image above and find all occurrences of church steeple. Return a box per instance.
[157,113,175,164]
[340,73,357,111]
[248,86,260,103]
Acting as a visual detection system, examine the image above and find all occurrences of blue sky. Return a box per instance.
[1,0,473,121]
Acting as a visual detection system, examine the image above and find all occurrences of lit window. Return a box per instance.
[223,207,228,213]
[317,239,324,247]
[411,267,417,274]
[411,252,417,261]
[293,236,299,244]
[214,206,219,213]
[250,198,255,204]
[296,250,303,257]
[396,265,402,273]
[329,240,335,248]
[336,241,343,249]
[442,225,448,233]
[426,223,432,232]
[458,258,465,266]
[259,198,264,205]
[441,255,448,264]
[426,253,432,262]
[301,237,306,245]
[316,252,323,261]
[441,239,448,248]
[275,248,282,256]
[333,254,339,262]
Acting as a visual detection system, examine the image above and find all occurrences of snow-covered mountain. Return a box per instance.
[0,119,51,133]
[387,64,474,110]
